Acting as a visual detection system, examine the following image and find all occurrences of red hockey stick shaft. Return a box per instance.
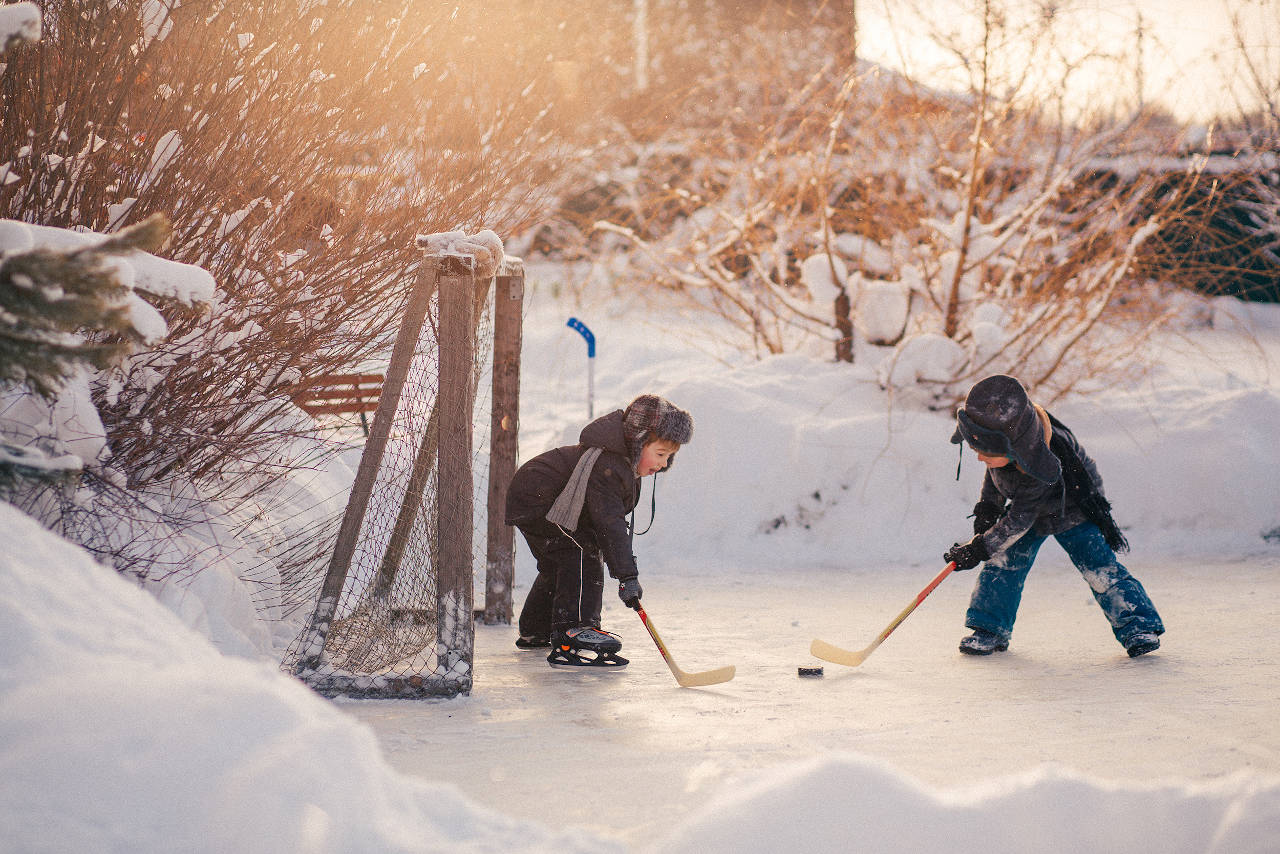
[877,560,957,643]
[810,561,957,666]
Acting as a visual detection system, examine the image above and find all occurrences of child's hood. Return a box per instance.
[578,409,631,460]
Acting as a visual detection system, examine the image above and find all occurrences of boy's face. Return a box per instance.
[976,450,1011,468]
[636,438,680,476]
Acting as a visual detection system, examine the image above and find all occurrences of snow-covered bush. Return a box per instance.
[877,333,967,408]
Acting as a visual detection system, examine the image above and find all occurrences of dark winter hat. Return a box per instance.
[951,375,1061,484]
[622,394,694,468]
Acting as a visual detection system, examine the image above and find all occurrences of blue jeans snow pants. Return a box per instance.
[964,521,1164,647]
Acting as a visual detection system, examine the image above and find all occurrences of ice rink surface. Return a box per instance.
[345,556,1280,847]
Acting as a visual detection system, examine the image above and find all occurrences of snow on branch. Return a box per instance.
[0,2,39,55]
[2,218,215,310]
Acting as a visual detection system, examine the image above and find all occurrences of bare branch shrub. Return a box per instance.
[1,1,562,578]
[1220,0,1280,143]
[568,0,1209,407]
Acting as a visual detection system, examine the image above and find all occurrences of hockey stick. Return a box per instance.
[636,604,736,687]
[810,561,957,667]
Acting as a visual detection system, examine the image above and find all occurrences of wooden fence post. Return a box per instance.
[436,254,476,684]
[484,258,523,624]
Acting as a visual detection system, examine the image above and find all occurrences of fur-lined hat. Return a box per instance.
[622,394,693,468]
[951,375,1060,484]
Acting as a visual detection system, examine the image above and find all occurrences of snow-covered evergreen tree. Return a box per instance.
[0,215,168,486]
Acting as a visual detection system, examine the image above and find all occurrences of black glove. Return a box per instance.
[972,500,1003,535]
[945,535,990,571]
[618,577,642,610]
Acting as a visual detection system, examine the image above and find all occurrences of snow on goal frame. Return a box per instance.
[284,248,523,698]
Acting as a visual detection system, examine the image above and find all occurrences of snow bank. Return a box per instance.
[0,502,610,854]
[650,357,1280,570]
[654,755,1280,854]
[515,293,1280,576]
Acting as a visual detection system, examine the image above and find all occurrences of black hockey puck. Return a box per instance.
[798,666,824,678]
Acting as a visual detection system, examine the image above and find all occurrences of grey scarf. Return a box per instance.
[545,447,603,530]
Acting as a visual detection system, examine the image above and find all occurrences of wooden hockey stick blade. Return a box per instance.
[810,637,875,667]
[672,663,736,687]
[637,605,736,687]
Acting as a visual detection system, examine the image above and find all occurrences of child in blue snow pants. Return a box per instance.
[944,374,1165,658]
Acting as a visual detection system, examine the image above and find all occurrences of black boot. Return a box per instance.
[959,628,1009,655]
[1124,632,1160,657]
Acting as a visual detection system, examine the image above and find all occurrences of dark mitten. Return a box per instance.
[972,500,1003,535]
[618,577,643,610]
[945,536,991,571]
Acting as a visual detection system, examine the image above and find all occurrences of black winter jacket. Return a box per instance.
[978,412,1103,556]
[504,410,641,580]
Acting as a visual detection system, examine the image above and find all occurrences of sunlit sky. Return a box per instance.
[854,0,1275,123]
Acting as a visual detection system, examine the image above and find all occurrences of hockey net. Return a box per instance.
[280,251,520,698]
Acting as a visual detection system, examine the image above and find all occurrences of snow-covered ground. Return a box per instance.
[4,276,1280,852]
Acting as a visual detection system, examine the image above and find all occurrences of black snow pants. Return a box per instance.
[515,519,605,638]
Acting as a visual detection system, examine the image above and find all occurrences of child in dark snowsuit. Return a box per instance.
[504,394,693,667]
[944,375,1164,658]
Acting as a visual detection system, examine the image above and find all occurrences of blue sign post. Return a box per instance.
[566,317,595,419]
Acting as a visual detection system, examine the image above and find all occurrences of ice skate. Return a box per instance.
[547,626,628,669]
[514,634,551,649]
